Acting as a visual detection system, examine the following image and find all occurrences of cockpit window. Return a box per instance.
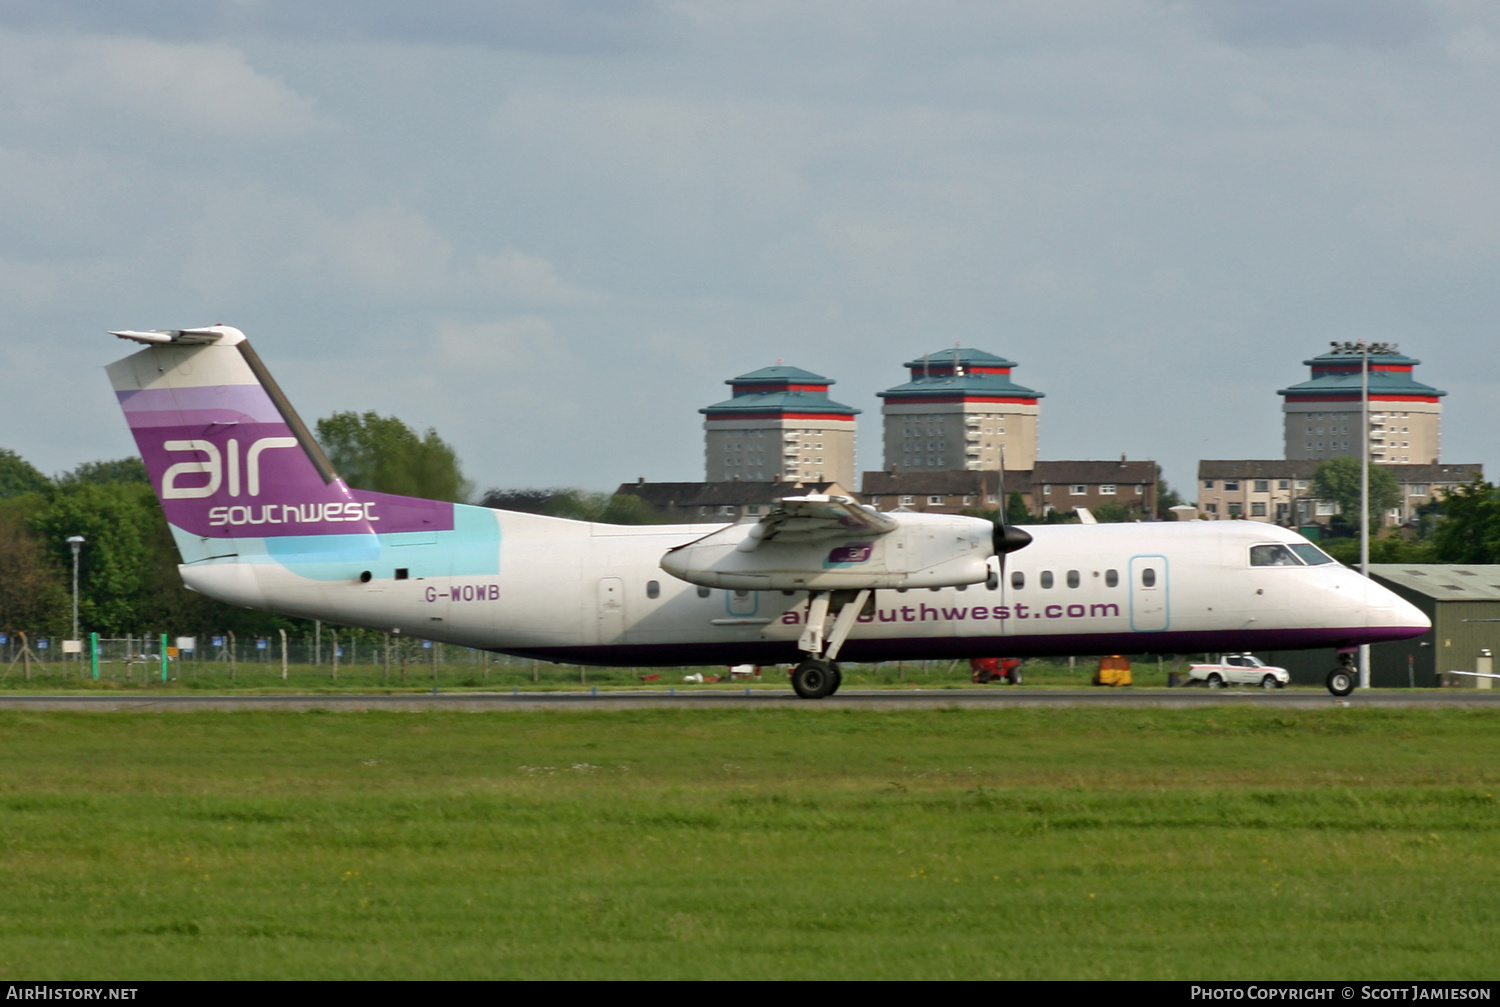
[1289,543,1335,566]
[1250,544,1302,567]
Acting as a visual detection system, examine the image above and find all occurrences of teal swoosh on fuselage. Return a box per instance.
[169,502,501,581]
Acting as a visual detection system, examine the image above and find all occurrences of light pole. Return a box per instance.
[1328,340,1399,689]
[66,535,85,656]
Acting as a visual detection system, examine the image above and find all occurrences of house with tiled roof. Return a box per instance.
[861,459,1157,519]
[613,478,853,524]
[1196,460,1482,527]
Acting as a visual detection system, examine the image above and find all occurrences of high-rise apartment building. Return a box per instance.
[700,365,859,487]
[878,348,1043,472]
[1279,348,1445,464]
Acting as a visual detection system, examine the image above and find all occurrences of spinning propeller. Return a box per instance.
[990,464,1031,586]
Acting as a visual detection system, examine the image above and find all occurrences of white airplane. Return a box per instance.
[107,326,1430,698]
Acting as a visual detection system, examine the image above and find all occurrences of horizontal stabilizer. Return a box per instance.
[111,325,245,346]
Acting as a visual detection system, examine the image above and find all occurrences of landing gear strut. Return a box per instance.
[1327,652,1357,697]
[791,588,870,699]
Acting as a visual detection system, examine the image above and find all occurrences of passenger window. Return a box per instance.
[697,586,711,598]
[1142,568,1156,588]
[733,589,751,600]
[1066,570,1080,589]
[1011,571,1024,590]
[647,580,660,599]
[1105,569,1118,588]
[1040,571,1054,589]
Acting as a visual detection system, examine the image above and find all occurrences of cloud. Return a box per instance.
[0,0,668,55]
[491,91,813,210]
[302,205,457,298]
[0,255,124,312]
[288,205,598,306]
[1190,0,1436,49]
[0,32,323,139]
[433,315,572,373]
[474,250,595,305]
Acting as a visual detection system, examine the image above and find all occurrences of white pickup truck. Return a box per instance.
[1187,654,1290,690]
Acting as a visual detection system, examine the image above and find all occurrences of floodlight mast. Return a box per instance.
[66,535,85,655]
[1328,339,1399,689]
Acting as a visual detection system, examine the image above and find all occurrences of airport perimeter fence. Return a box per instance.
[0,627,788,688]
[0,627,1029,689]
[0,628,600,687]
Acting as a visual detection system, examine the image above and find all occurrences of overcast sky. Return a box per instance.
[2,0,1496,498]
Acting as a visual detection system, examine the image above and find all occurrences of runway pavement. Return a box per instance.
[1,687,1498,712]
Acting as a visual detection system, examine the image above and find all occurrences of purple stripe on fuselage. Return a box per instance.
[117,386,281,423]
[502,625,1430,669]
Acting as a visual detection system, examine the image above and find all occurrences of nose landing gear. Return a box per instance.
[1327,652,1357,697]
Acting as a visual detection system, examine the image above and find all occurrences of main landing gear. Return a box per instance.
[790,588,871,699]
[792,658,841,699]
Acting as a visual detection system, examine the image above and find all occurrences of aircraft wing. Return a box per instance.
[737,494,898,551]
[1448,670,1500,680]
[660,494,991,591]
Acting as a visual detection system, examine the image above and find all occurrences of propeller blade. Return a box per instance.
[991,459,1031,583]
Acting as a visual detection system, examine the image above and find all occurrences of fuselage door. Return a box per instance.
[1129,554,1169,632]
[597,577,625,644]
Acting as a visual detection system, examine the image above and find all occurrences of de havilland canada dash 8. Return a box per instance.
[107,326,1429,698]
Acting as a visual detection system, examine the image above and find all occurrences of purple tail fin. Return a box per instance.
[107,326,451,541]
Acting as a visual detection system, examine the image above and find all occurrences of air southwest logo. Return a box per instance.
[160,437,380,528]
[779,601,1122,624]
[208,502,377,527]
[824,543,873,567]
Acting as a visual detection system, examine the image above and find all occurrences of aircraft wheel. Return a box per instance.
[827,662,843,696]
[1009,667,1023,686]
[1327,668,1355,697]
[792,659,838,699]
[1207,673,1225,690]
[1261,675,1280,691]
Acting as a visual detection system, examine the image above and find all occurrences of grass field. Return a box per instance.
[0,705,1497,980]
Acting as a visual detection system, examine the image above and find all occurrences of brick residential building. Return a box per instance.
[614,479,853,524]
[862,459,1157,519]
[1197,460,1482,527]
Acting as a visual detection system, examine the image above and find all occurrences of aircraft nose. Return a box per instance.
[1386,592,1430,632]
[1366,579,1429,632]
